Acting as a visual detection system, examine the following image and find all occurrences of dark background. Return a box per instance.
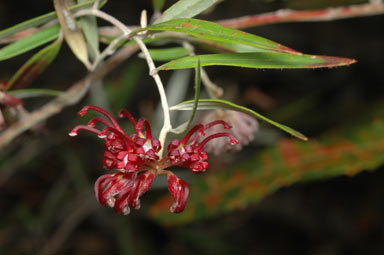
[1,0,384,254]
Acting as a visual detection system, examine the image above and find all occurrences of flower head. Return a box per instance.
[69,105,239,214]
[167,120,238,173]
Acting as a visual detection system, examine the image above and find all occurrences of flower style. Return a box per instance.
[69,105,239,214]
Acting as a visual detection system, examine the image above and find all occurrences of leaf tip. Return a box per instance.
[294,132,308,141]
[318,55,357,68]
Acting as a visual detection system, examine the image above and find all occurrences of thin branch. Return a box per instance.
[90,33,126,70]
[40,191,98,255]
[216,1,384,29]
[135,37,172,156]
[0,45,139,149]
[76,9,172,155]
[0,137,62,186]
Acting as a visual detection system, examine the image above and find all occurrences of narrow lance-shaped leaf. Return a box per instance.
[148,47,189,61]
[157,52,356,71]
[0,0,107,41]
[155,0,220,23]
[0,25,60,61]
[78,0,100,60]
[104,32,271,55]
[193,39,275,53]
[140,18,300,54]
[5,39,62,91]
[170,98,308,141]
[182,57,201,132]
[54,0,90,67]
[149,115,384,225]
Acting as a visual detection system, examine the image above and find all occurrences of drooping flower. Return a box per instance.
[167,174,189,213]
[200,110,258,155]
[69,105,239,214]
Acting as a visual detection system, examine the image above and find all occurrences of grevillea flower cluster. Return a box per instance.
[69,105,239,215]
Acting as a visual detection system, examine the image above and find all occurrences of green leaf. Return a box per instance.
[148,47,189,61]
[194,39,283,53]
[105,60,145,112]
[78,0,100,60]
[0,0,107,41]
[5,39,62,91]
[8,89,63,99]
[142,18,300,54]
[0,25,60,61]
[157,52,356,71]
[156,0,220,23]
[170,98,307,141]
[183,57,201,132]
[54,0,89,67]
[149,114,384,225]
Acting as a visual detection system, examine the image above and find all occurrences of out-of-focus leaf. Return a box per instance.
[141,18,300,54]
[0,0,107,41]
[0,25,60,61]
[0,28,40,44]
[156,0,220,23]
[54,0,89,67]
[154,69,191,133]
[8,89,63,99]
[148,47,189,61]
[157,52,356,71]
[152,0,166,12]
[5,39,62,91]
[170,98,307,141]
[78,0,100,60]
[149,116,384,225]
[105,60,145,112]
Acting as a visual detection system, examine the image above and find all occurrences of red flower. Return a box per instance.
[167,120,238,173]
[69,105,160,172]
[69,105,239,214]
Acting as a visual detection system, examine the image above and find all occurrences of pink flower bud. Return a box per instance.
[200,110,258,154]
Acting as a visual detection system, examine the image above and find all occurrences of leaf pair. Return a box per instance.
[141,17,354,140]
